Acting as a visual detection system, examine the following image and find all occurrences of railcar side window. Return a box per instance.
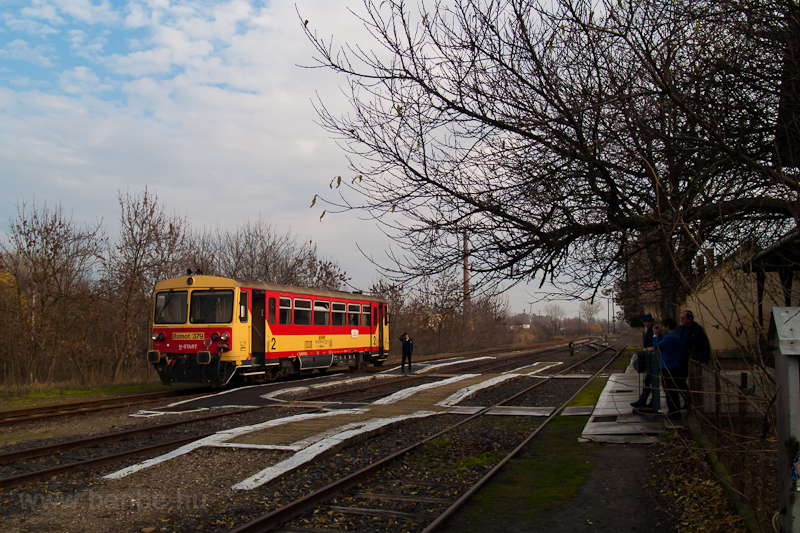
[190,290,234,324]
[348,303,360,327]
[279,297,291,325]
[154,291,188,324]
[268,298,276,325]
[239,291,249,322]
[362,305,371,327]
[332,302,346,326]
[314,301,330,326]
[294,298,312,325]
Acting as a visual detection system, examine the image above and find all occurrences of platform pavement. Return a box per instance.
[580,359,685,444]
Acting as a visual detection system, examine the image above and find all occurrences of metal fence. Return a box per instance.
[688,360,777,532]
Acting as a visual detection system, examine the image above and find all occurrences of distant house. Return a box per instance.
[682,230,800,353]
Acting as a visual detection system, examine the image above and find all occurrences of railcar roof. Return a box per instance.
[153,275,387,303]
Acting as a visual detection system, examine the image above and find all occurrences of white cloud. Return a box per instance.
[0,0,566,315]
[19,3,65,25]
[51,0,119,25]
[68,28,108,60]
[0,39,56,67]
[3,16,60,36]
[58,66,113,94]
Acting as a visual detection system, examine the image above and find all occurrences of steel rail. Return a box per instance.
[0,406,264,466]
[228,340,626,533]
[0,433,214,490]
[0,387,209,426]
[297,341,594,404]
[422,341,628,532]
[353,341,609,404]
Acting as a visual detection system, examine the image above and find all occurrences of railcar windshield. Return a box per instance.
[190,290,234,324]
[154,290,188,324]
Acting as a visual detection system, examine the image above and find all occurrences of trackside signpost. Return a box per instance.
[773,307,800,532]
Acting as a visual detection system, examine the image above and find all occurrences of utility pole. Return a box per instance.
[462,230,470,321]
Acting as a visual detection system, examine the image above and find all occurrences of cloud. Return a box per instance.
[3,16,60,36]
[0,39,56,67]
[19,3,65,25]
[48,0,119,26]
[0,1,558,313]
[68,29,108,61]
[58,66,113,94]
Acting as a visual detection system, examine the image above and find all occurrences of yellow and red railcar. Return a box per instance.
[146,274,389,385]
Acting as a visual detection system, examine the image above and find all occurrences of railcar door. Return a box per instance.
[251,290,266,363]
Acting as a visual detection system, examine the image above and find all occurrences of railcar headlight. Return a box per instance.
[220,332,229,341]
[211,332,220,342]
[152,333,165,342]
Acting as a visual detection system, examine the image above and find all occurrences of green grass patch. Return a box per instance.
[439,416,602,532]
[566,377,607,408]
[455,450,508,470]
[417,437,509,473]
[0,381,170,411]
[0,431,57,444]
[609,353,632,370]
[26,382,167,399]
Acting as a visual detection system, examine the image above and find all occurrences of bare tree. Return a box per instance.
[101,188,189,382]
[543,303,565,337]
[1,201,104,385]
[579,300,602,324]
[303,0,798,314]
[187,218,349,290]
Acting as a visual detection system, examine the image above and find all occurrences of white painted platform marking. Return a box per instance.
[436,374,520,407]
[231,410,438,490]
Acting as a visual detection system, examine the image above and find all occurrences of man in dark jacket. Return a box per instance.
[677,310,711,364]
[675,310,711,409]
[400,333,414,372]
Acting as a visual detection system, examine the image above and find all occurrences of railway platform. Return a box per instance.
[580,359,685,444]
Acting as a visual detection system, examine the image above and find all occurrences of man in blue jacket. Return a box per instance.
[654,317,682,419]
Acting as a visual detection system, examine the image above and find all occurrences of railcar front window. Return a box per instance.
[154,291,188,324]
[190,290,234,324]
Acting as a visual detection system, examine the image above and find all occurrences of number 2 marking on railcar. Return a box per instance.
[270,338,276,351]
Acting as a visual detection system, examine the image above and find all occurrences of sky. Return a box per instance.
[0,0,583,317]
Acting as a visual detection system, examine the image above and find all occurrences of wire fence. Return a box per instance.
[688,360,777,532]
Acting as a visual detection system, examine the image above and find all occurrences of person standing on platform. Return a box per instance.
[631,313,658,411]
[654,317,682,419]
[400,333,414,372]
[675,310,711,409]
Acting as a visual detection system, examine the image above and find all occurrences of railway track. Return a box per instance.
[229,341,627,532]
[0,387,211,426]
[0,407,273,489]
[0,339,628,532]
[286,340,604,405]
